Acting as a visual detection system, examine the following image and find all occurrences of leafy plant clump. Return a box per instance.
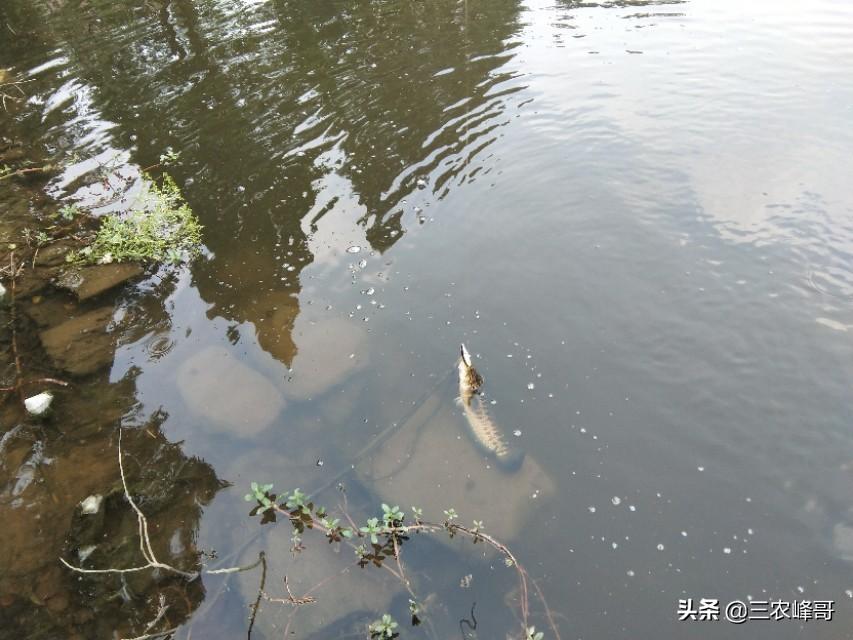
[72,173,201,265]
[369,614,399,639]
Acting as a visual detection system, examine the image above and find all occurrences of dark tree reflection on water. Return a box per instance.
[1,0,528,363]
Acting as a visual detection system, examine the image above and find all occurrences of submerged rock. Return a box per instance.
[33,241,75,268]
[22,296,76,329]
[358,391,555,549]
[283,317,368,400]
[56,263,143,301]
[39,307,115,375]
[176,346,286,436]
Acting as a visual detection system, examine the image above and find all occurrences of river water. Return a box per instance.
[2,0,853,638]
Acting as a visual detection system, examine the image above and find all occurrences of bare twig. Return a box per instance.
[61,430,198,580]
[0,165,55,181]
[120,627,179,640]
[205,551,265,575]
[247,552,266,640]
[262,576,317,607]
[119,594,170,640]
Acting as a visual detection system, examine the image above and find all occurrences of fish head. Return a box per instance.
[458,344,483,393]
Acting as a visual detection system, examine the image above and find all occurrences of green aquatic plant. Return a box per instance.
[159,147,180,166]
[360,517,384,545]
[408,598,421,626]
[244,482,275,513]
[526,626,545,640]
[381,503,404,527]
[58,204,81,221]
[368,613,399,639]
[70,173,201,265]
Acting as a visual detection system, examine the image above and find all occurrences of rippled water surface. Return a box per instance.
[3,0,853,637]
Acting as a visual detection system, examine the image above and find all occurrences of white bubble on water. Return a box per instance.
[346,245,361,253]
[629,505,636,512]
[513,429,522,437]
[611,496,621,506]
[657,543,665,551]
[681,531,687,537]
[723,547,731,554]
[588,506,596,513]
[527,383,535,390]
[627,570,635,577]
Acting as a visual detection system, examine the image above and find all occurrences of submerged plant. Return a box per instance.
[159,147,180,166]
[70,173,201,265]
[244,482,275,513]
[58,204,81,221]
[526,626,544,640]
[368,614,399,639]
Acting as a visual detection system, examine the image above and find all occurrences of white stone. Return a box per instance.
[24,392,53,416]
[78,545,98,562]
[80,494,103,515]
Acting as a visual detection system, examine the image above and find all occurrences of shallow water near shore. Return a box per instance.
[3,0,853,638]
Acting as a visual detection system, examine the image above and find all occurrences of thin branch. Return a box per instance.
[61,430,258,582]
[0,165,54,181]
[120,628,178,640]
[246,552,266,640]
[205,552,265,575]
[120,594,170,640]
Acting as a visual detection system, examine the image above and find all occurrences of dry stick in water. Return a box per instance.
[60,429,197,579]
[60,430,262,578]
[246,552,267,640]
[119,595,175,640]
[60,430,264,627]
[0,165,55,181]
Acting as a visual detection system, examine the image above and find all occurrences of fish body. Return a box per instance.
[457,344,525,472]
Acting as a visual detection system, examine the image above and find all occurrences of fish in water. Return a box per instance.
[457,344,525,472]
